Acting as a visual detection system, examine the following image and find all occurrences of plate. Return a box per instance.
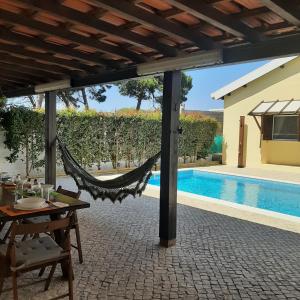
[14,202,49,211]
[17,197,46,209]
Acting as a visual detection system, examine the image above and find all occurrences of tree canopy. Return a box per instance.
[117,77,159,110]
[7,84,111,110]
[57,85,111,110]
[155,73,193,107]
[117,72,193,110]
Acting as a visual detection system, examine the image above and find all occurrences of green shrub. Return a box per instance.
[0,106,45,176]
[0,107,217,174]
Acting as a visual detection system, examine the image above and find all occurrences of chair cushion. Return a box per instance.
[0,236,63,269]
[23,215,51,224]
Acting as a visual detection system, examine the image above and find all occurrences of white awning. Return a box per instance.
[249,100,300,116]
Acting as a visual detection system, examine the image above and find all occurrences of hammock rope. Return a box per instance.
[57,137,160,202]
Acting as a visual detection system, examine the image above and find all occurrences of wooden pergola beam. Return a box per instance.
[0,81,15,88]
[257,21,292,34]
[164,0,264,42]
[88,0,218,50]
[20,0,178,57]
[0,53,83,76]
[234,7,270,19]
[0,74,31,85]
[0,61,63,80]
[2,87,35,98]
[0,77,26,87]
[223,32,300,63]
[0,9,146,63]
[261,0,300,26]
[0,43,97,73]
[71,67,139,88]
[0,65,45,83]
[0,27,118,69]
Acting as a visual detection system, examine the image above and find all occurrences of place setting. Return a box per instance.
[0,183,69,217]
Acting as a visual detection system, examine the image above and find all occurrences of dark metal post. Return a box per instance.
[45,91,57,186]
[159,70,181,248]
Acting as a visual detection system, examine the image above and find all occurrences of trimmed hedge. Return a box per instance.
[0,107,217,174]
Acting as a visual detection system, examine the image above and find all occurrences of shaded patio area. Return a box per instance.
[1,177,299,300]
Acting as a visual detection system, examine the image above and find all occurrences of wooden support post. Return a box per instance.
[238,116,245,168]
[159,70,181,248]
[45,91,57,187]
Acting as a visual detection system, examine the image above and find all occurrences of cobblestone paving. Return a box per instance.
[1,177,300,299]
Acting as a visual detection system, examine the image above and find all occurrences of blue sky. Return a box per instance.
[89,60,268,112]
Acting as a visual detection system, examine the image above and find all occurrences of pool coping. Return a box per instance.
[147,169,300,234]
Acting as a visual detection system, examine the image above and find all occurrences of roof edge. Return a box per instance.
[211,56,298,100]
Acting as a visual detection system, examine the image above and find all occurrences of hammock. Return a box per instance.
[57,138,160,202]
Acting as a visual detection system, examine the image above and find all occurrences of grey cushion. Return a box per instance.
[0,236,63,269]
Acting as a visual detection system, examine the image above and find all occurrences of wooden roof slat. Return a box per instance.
[258,21,294,34]
[0,61,63,80]
[87,0,218,50]
[163,0,264,42]
[0,76,24,85]
[261,0,300,26]
[234,7,270,19]
[0,81,16,89]
[0,42,97,72]
[0,9,146,63]
[0,53,83,76]
[160,7,182,19]
[223,31,300,63]
[19,0,178,57]
[0,73,32,85]
[0,26,121,69]
[2,86,35,97]
[0,65,45,83]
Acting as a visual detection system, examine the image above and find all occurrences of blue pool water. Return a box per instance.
[149,170,300,218]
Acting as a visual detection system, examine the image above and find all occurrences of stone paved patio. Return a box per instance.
[1,177,300,299]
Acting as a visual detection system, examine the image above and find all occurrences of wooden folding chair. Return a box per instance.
[23,186,83,264]
[0,214,74,300]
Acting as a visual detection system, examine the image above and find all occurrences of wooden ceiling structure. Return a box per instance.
[1,0,300,97]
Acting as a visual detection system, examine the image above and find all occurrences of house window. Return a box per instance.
[272,115,298,140]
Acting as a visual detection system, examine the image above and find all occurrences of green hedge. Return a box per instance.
[0,107,44,176]
[0,107,217,175]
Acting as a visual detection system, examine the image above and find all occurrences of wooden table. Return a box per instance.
[0,188,90,278]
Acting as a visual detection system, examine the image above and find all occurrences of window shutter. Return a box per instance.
[262,115,273,140]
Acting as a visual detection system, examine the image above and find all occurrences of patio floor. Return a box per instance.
[1,176,300,300]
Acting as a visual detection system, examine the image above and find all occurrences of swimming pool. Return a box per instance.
[149,170,300,218]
